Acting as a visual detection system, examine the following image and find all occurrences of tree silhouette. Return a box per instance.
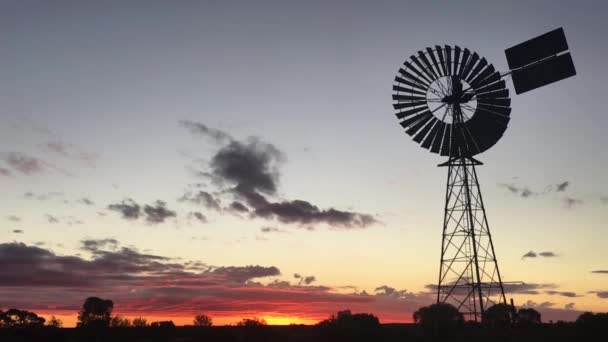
[236,317,267,327]
[46,316,63,328]
[77,296,114,328]
[0,309,46,327]
[150,320,176,328]
[110,315,132,327]
[193,313,213,327]
[483,303,516,328]
[132,317,148,327]
[413,303,463,337]
[517,308,541,325]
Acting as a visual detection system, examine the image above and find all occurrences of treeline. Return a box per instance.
[2,297,608,341]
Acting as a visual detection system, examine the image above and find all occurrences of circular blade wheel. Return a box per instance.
[392,45,511,157]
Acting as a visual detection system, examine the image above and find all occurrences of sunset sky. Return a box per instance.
[1,0,608,326]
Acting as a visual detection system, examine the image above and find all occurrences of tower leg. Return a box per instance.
[436,157,506,322]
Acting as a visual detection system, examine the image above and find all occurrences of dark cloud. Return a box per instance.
[254,200,377,228]
[539,251,558,257]
[565,303,576,310]
[179,120,232,143]
[189,124,378,229]
[46,214,59,223]
[108,199,141,220]
[556,181,570,192]
[0,167,10,176]
[545,290,579,298]
[210,265,280,283]
[143,201,176,224]
[108,198,179,223]
[189,211,207,223]
[7,215,21,222]
[522,251,537,259]
[563,197,583,208]
[522,300,556,308]
[12,229,24,234]
[0,242,582,324]
[591,270,608,274]
[211,138,283,198]
[260,226,285,234]
[294,273,316,285]
[79,198,94,205]
[1,152,47,175]
[80,238,119,253]
[600,196,608,204]
[179,191,220,210]
[591,291,608,299]
[229,201,249,213]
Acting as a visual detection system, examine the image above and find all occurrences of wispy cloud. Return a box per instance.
[1,152,47,175]
[44,141,99,167]
[545,290,580,298]
[46,214,59,223]
[563,197,583,209]
[7,215,21,222]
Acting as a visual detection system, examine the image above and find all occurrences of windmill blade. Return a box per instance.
[445,45,453,75]
[414,117,438,143]
[399,110,432,128]
[418,51,439,80]
[398,67,429,87]
[477,98,511,108]
[393,85,427,96]
[469,64,496,88]
[475,80,506,95]
[440,124,452,156]
[430,122,447,153]
[395,76,428,92]
[410,55,435,83]
[436,45,448,76]
[476,88,508,99]
[465,57,488,83]
[461,52,480,81]
[453,46,461,75]
[404,62,433,86]
[457,48,471,76]
[476,104,512,121]
[393,101,426,110]
[422,120,443,149]
[473,71,501,90]
[406,111,433,136]
[395,106,428,119]
[392,94,427,102]
[427,47,444,77]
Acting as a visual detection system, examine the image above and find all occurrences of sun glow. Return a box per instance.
[260,315,319,326]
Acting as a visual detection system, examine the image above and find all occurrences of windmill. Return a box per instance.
[391,28,576,321]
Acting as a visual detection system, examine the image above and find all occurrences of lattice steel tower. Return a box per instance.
[390,28,576,321]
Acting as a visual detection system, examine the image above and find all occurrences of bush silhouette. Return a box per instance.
[483,303,516,328]
[517,308,541,325]
[413,303,463,337]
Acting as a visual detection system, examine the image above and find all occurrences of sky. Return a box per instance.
[1,0,608,326]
